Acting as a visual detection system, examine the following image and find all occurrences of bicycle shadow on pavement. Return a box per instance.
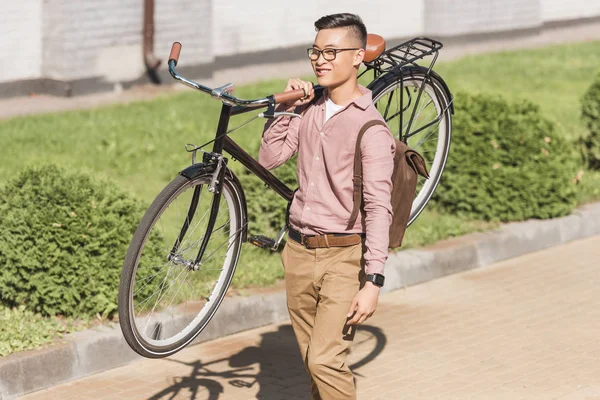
[147,323,386,399]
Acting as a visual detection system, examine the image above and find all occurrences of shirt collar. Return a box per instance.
[322,85,372,111]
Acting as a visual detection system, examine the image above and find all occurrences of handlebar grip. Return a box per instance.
[273,88,307,105]
[169,42,182,66]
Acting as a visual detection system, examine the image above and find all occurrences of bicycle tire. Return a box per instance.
[370,67,452,227]
[118,172,246,358]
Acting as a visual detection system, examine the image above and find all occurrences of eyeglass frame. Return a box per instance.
[306,47,362,61]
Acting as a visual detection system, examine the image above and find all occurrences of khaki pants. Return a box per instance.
[281,237,366,400]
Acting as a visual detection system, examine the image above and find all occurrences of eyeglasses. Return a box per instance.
[307,47,361,61]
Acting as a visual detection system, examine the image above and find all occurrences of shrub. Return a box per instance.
[431,92,580,221]
[0,165,162,317]
[580,72,600,169]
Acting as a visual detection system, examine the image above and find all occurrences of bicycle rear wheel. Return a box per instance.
[371,67,452,226]
[118,172,245,358]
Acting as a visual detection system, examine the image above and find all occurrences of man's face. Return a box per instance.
[310,27,364,89]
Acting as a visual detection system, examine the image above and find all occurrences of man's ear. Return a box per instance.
[353,49,365,67]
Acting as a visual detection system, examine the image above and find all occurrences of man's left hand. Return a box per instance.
[346,282,380,325]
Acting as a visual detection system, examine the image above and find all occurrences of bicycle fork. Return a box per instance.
[168,155,228,270]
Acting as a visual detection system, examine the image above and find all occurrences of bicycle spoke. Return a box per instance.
[177,213,232,257]
[370,71,451,232]
[134,269,174,314]
[121,170,247,355]
[175,202,213,255]
[163,274,190,318]
[200,225,242,265]
[142,263,189,332]
[414,122,441,149]
[403,96,434,134]
[134,264,178,313]
[409,97,434,131]
[133,261,173,297]
[177,201,229,255]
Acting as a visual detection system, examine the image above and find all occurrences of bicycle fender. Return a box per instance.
[426,68,454,115]
[178,163,216,180]
[369,66,454,115]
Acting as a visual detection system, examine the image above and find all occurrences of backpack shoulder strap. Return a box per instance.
[346,119,389,229]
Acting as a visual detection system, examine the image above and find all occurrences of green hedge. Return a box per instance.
[580,72,600,169]
[432,92,580,221]
[0,165,162,317]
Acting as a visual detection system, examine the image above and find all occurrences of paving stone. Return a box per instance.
[15,235,600,399]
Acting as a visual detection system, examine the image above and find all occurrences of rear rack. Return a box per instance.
[364,36,443,74]
[361,36,449,145]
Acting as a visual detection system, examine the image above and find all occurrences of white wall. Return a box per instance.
[541,0,600,22]
[155,0,212,67]
[212,1,425,57]
[1,0,599,86]
[4,0,211,84]
[41,0,145,81]
[0,0,43,83]
[424,0,540,36]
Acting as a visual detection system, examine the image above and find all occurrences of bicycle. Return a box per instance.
[118,35,454,358]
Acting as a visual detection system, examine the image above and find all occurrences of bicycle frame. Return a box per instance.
[165,35,452,265]
[360,37,453,142]
[168,59,307,266]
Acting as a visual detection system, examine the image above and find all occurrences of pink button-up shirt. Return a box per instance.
[258,85,396,275]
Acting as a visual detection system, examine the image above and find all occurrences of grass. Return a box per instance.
[0,306,92,357]
[0,40,599,356]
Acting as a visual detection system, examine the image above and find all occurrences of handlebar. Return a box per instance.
[168,42,310,109]
[168,42,182,66]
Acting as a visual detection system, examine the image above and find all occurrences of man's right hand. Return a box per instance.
[282,78,315,108]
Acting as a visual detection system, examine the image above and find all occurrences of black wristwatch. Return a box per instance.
[365,273,385,288]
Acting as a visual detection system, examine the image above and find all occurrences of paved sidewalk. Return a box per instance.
[20,234,600,399]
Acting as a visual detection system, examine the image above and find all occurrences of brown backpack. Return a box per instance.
[346,120,430,248]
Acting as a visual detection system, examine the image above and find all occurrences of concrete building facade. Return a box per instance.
[0,0,598,97]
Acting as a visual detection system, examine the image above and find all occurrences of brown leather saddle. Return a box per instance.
[364,33,386,63]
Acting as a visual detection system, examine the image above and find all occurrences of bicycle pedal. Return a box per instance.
[248,235,276,249]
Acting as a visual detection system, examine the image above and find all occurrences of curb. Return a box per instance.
[1,202,599,399]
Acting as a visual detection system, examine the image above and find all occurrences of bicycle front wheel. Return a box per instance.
[118,172,245,358]
[371,67,452,226]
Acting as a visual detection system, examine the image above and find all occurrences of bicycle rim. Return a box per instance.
[372,71,452,225]
[119,173,244,357]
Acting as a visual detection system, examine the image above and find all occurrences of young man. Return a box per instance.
[258,13,396,399]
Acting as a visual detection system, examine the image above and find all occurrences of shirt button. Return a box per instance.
[315,156,320,161]
[319,132,325,137]
[306,206,311,211]
[310,182,315,187]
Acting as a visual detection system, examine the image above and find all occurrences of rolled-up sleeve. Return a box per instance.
[360,125,396,275]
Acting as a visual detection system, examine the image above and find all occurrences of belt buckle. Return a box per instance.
[301,233,312,249]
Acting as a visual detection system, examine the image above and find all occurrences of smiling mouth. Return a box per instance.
[316,69,331,77]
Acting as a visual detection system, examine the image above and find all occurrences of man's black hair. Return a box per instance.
[314,13,367,49]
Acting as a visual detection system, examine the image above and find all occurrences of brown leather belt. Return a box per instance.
[288,226,364,249]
